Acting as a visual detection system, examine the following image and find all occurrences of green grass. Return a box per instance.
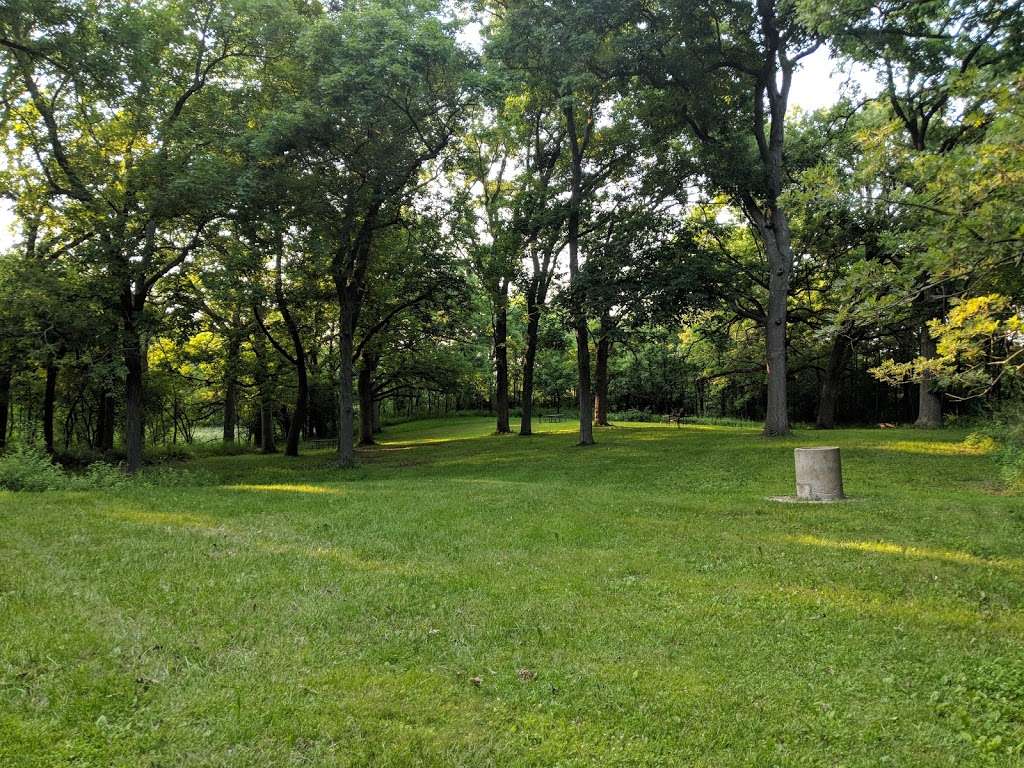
[2,418,1023,767]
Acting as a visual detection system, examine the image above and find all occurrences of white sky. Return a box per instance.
[0,49,872,253]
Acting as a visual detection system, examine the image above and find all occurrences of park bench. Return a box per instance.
[663,410,684,427]
[307,438,336,450]
[539,412,564,423]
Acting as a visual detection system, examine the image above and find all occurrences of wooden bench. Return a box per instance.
[539,413,564,423]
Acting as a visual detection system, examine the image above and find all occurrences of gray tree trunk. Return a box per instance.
[519,291,541,437]
[915,325,942,427]
[358,353,378,446]
[43,362,57,454]
[252,332,276,454]
[337,299,357,467]
[0,366,12,451]
[493,291,511,434]
[123,324,145,473]
[222,330,241,444]
[564,104,594,446]
[816,335,849,429]
[594,315,611,427]
[747,205,793,437]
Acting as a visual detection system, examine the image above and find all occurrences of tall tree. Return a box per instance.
[637,0,822,435]
[0,0,286,470]
[267,2,471,466]
[488,0,636,445]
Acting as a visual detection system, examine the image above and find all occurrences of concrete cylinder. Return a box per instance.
[794,447,845,501]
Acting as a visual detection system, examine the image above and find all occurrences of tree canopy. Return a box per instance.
[1,0,1021,467]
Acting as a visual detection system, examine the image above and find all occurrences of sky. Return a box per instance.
[0,49,873,253]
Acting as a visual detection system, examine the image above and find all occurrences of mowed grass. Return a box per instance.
[2,418,1023,767]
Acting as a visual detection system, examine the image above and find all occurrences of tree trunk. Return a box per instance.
[594,312,611,427]
[0,366,11,451]
[373,400,382,434]
[123,326,146,473]
[43,362,57,454]
[493,290,511,434]
[274,247,308,457]
[358,353,378,446]
[284,360,308,457]
[337,299,357,467]
[96,390,115,451]
[816,335,849,429]
[520,290,541,436]
[915,325,942,427]
[252,332,277,454]
[564,104,594,446]
[222,330,241,444]
[756,207,793,437]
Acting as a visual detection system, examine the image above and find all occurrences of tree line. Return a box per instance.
[1,0,1021,472]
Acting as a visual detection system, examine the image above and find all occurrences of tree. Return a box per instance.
[488,0,637,445]
[805,0,1024,425]
[456,105,524,434]
[636,0,823,435]
[0,0,288,470]
[266,2,472,466]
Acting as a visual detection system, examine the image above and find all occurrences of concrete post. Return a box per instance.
[794,447,845,501]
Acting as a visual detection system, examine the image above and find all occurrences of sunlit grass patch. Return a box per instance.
[784,534,1024,572]
[226,483,346,495]
[881,439,994,456]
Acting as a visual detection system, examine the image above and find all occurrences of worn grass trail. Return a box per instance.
[1,419,1022,766]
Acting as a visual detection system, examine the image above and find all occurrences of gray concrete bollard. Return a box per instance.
[794,447,845,501]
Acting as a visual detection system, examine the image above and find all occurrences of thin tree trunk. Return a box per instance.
[594,312,611,427]
[494,288,511,434]
[816,335,849,429]
[96,390,115,451]
[286,362,308,456]
[252,331,277,454]
[124,335,145,472]
[564,104,594,446]
[0,366,11,451]
[358,353,378,446]
[915,324,942,427]
[337,299,357,467]
[42,362,57,454]
[274,246,308,457]
[222,329,241,444]
[520,290,541,436]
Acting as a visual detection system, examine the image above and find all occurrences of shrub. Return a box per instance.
[607,409,658,422]
[0,444,67,492]
[967,400,1024,493]
[0,443,211,492]
[73,461,131,491]
[141,464,218,488]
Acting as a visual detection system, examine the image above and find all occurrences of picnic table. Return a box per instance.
[539,412,564,423]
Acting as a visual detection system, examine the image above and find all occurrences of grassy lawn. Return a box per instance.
[2,418,1023,767]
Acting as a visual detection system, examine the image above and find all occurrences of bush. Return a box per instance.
[0,444,68,492]
[0,443,212,493]
[73,461,130,490]
[607,409,659,422]
[997,442,1024,492]
[971,401,1024,493]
